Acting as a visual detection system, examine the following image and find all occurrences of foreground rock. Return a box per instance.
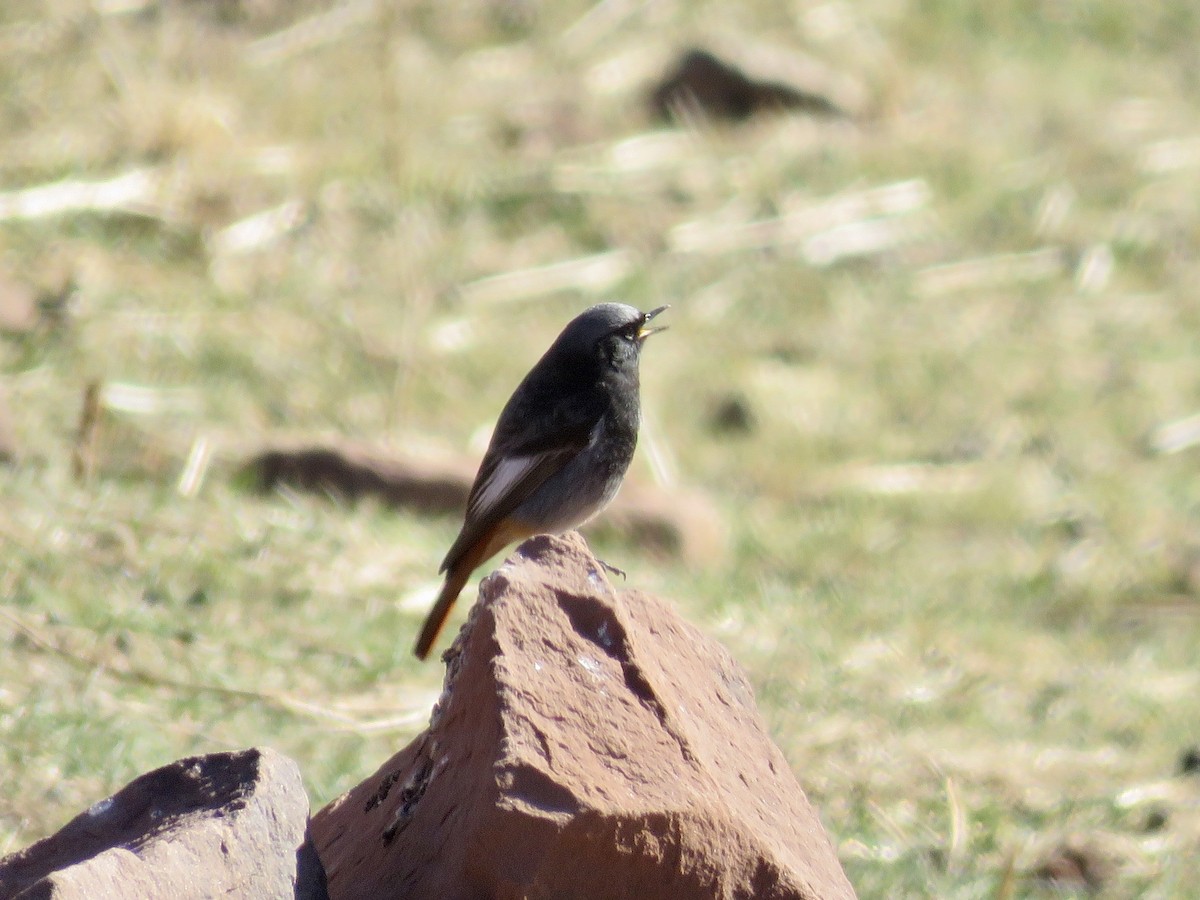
[0,748,324,900]
[311,532,855,899]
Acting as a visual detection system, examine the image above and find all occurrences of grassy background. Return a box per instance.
[3,0,1200,895]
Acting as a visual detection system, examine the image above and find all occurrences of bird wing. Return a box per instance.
[440,374,608,574]
[439,441,586,574]
[465,447,575,524]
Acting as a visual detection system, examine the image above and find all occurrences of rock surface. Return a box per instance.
[248,443,473,515]
[246,441,725,565]
[311,532,855,899]
[0,748,324,900]
[649,47,851,123]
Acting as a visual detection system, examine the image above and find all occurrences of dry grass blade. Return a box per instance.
[458,250,632,305]
[209,201,307,258]
[1149,412,1200,454]
[671,179,930,259]
[801,215,917,266]
[71,381,102,484]
[176,435,213,498]
[826,462,984,496]
[247,0,381,66]
[0,168,171,223]
[1138,136,1200,174]
[102,382,201,416]
[914,249,1065,297]
[944,775,968,874]
[561,0,645,54]
[554,132,701,196]
[993,849,1017,900]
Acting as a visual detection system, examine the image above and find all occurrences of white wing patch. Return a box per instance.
[469,454,540,520]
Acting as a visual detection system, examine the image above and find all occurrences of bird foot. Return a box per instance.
[597,558,627,580]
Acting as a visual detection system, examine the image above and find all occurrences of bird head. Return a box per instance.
[553,302,668,366]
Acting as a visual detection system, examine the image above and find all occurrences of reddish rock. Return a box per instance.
[650,48,848,123]
[245,441,725,566]
[0,748,323,900]
[311,532,854,899]
[247,443,472,515]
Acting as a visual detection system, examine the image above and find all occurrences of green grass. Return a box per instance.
[3,0,1200,895]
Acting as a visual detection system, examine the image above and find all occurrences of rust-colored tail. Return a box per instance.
[415,519,533,660]
[413,560,474,661]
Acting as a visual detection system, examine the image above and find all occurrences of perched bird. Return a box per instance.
[414,302,668,660]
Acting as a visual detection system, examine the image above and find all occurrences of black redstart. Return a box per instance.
[413,302,668,660]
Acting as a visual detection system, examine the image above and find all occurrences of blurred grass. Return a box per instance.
[3,0,1200,895]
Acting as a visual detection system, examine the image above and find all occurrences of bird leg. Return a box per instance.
[597,558,627,580]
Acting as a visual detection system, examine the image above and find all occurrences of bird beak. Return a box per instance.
[638,305,670,340]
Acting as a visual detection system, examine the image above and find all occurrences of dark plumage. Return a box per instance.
[414,302,668,660]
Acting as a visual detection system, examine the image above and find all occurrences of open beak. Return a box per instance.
[638,305,670,340]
